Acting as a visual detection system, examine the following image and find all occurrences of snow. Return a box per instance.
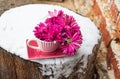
[0,4,101,78]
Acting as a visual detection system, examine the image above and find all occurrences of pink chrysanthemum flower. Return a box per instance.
[60,32,82,56]
[33,9,82,55]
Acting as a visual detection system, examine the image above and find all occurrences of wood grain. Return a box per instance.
[0,47,43,79]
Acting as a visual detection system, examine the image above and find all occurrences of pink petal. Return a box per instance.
[68,45,75,55]
[53,9,57,16]
[72,33,80,41]
[72,42,80,49]
[48,11,54,17]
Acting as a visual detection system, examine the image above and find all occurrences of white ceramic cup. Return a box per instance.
[27,38,59,53]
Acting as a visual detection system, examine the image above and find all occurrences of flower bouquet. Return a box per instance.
[33,10,82,56]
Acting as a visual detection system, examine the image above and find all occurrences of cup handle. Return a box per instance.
[27,38,41,50]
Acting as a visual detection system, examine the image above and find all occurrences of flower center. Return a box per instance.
[67,39,71,44]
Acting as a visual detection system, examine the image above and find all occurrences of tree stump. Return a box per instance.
[0,4,101,79]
